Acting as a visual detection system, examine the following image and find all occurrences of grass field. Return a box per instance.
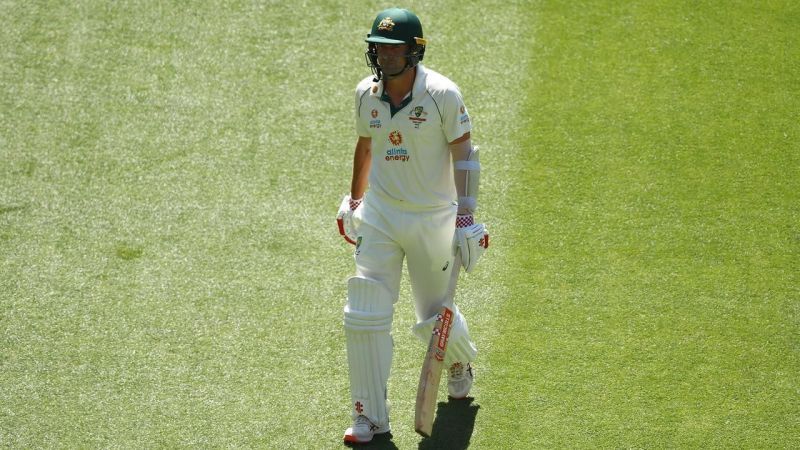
[1,1,798,448]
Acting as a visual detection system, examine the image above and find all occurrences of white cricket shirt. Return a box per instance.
[355,64,472,209]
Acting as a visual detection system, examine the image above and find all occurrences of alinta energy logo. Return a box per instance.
[386,130,410,162]
[388,130,402,146]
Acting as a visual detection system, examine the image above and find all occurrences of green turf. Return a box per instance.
[1,1,797,448]
[480,1,799,448]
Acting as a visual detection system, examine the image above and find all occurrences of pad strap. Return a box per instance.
[458,196,477,211]
[454,160,480,171]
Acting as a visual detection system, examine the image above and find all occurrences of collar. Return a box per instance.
[411,64,428,97]
[379,89,411,104]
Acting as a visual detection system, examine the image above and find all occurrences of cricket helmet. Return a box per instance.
[365,8,427,80]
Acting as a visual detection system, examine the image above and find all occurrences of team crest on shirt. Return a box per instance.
[408,106,428,129]
[386,130,409,162]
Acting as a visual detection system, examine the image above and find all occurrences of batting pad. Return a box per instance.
[344,277,394,428]
[413,304,477,366]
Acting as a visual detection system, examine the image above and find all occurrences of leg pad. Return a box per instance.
[413,304,477,366]
[344,277,394,428]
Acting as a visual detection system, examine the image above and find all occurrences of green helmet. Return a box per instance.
[364,8,427,80]
[366,8,425,46]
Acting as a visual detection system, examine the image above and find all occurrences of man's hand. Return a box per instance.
[337,194,363,245]
[454,214,489,272]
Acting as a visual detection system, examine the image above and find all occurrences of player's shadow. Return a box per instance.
[418,397,480,450]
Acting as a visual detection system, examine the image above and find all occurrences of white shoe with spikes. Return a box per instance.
[448,362,474,399]
[343,415,390,444]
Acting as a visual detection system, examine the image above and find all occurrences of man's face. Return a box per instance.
[376,44,409,76]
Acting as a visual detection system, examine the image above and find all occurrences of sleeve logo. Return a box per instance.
[370,109,381,128]
[459,104,470,125]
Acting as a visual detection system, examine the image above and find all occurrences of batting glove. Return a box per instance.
[455,214,489,272]
[337,194,362,245]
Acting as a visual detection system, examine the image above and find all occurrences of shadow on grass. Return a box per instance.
[418,397,480,450]
[0,204,29,215]
[342,398,479,449]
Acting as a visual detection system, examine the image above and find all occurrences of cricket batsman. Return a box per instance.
[336,8,489,444]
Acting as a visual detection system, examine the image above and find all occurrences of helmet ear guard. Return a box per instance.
[365,42,381,80]
[409,38,426,65]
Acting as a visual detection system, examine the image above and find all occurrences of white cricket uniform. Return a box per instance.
[353,64,472,320]
[344,64,479,428]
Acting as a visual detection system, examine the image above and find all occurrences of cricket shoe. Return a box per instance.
[448,362,474,399]
[343,415,390,444]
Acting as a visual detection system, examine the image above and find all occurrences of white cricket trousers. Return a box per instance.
[353,192,458,320]
[344,191,478,427]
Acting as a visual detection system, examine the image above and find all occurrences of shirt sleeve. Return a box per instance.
[355,86,370,138]
[442,87,472,143]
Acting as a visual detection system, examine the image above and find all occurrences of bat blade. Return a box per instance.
[414,306,454,437]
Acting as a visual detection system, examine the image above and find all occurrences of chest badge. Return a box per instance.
[409,106,428,129]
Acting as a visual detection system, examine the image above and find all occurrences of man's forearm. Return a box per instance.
[351,137,372,199]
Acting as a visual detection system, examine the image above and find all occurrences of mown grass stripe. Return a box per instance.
[484,1,799,447]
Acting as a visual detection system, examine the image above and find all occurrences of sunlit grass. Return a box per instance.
[1,1,797,448]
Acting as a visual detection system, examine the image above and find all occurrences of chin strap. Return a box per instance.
[374,62,413,81]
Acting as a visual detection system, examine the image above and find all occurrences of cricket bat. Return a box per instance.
[414,305,454,437]
[414,248,463,437]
